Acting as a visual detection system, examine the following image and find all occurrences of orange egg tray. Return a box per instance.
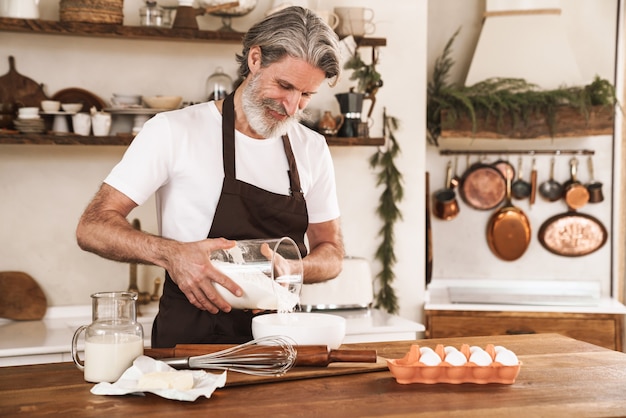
[386,344,521,384]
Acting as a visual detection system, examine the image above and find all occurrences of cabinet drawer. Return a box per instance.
[425,310,624,351]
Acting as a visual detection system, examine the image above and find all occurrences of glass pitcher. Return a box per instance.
[210,238,303,312]
[71,291,144,383]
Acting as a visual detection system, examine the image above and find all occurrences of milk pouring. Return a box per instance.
[71,291,144,383]
[211,237,304,312]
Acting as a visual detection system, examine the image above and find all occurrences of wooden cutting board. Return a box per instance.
[0,56,48,107]
[144,344,388,387]
[0,271,47,320]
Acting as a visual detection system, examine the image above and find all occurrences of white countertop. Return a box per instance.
[0,303,424,365]
[425,279,626,314]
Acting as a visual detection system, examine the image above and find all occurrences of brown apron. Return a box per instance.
[152,91,308,348]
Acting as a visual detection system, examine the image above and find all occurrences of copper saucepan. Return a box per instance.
[486,168,532,261]
[563,157,590,210]
[585,156,604,203]
[432,161,460,221]
[459,158,506,210]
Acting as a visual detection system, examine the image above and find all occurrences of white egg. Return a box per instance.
[495,349,519,366]
[419,350,442,366]
[444,350,467,366]
[444,345,458,354]
[469,349,493,366]
[419,346,436,355]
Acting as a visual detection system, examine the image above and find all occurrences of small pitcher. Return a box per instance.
[71,291,144,383]
[317,110,344,136]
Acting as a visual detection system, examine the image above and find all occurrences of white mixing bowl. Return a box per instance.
[252,312,346,349]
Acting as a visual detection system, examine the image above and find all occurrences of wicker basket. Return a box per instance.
[60,0,124,24]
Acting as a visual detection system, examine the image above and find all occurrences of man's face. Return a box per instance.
[242,53,326,138]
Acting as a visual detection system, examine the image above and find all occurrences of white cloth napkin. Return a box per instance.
[91,355,227,402]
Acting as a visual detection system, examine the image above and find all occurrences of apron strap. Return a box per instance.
[222,92,236,179]
[282,135,303,197]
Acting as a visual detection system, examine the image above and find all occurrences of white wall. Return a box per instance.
[0,0,427,321]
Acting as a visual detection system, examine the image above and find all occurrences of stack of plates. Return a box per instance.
[14,117,45,134]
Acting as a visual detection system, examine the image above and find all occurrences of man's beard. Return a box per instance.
[241,72,304,138]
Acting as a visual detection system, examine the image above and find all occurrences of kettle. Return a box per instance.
[1,0,40,19]
[335,90,364,115]
[335,90,364,137]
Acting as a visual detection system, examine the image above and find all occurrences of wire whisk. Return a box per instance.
[161,336,298,376]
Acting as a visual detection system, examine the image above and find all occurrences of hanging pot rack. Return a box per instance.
[439,149,594,156]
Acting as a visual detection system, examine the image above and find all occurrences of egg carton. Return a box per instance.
[386,344,521,384]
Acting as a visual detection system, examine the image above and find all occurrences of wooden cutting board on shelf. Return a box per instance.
[0,56,48,107]
[0,271,47,320]
[145,344,388,387]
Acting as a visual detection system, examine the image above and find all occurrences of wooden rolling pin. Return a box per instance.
[145,344,378,367]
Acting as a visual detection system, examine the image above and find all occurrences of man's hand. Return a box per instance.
[166,237,243,313]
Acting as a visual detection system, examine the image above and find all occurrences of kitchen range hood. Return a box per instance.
[465,0,585,89]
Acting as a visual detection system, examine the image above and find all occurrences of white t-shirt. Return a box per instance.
[104,101,340,243]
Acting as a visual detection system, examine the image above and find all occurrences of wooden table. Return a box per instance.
[1,334,626,417]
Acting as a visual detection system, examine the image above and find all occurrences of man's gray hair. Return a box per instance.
[236,6,341,86]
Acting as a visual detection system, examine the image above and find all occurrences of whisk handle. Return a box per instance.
[160,357,191,369]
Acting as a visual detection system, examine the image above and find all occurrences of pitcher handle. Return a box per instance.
[335,114,345,130]
[71,325,87,371]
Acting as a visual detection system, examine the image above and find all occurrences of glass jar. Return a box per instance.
[205,67,234,101]
[71,291,144,383]
[139,1,164,27]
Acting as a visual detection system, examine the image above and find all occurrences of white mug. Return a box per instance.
[1,0,40,19]
[314,10,339,30]
[91,113,111,136]
[72,113,91,136]
[334,7,375,37]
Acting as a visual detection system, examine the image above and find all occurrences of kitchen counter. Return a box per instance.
[0,304,424,366]
[2,334,626,417]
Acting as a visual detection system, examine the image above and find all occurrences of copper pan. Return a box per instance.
[538,211,607,257]
[563,157,589,210]
[491,156,515,183]
[585,156,604,203]
[459,158,506,210]
[432,161,460,221]
[486,169,531,261]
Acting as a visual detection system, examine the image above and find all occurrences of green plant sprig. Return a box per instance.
[369,110,403,314]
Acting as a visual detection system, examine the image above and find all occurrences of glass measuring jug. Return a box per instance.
[71,291,144,383]
[211,237,304,312]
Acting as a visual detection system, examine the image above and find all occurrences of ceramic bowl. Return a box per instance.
[252,312,346,349]
[143,95,183,110]
[112,93,142,107]
[41,100,61,112]
[18,107,39,118]
[61,103,83,113]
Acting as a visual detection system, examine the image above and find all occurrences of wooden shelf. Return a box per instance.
[0,17,387,46]
[0,17,386,148]
[0,132,383,147]
[325,136,384,146]
[0,132,134,146]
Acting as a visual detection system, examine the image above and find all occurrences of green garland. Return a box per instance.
[427,29,616,145]
[369,110,403,314]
